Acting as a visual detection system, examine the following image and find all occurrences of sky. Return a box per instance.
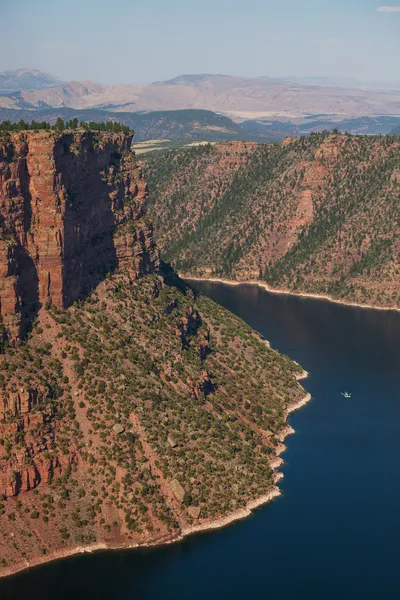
[1,0,399,85]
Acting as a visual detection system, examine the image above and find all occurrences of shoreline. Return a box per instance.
[182,274,400,313]
[0,387,312,581]
[0,321,312,582]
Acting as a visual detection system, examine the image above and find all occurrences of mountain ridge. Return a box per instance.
[1,71,399,121]
[143,134,400,309]
[0,69,62,92]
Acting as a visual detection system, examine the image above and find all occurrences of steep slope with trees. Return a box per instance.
[0,126,305,576]
[143,134,400,308]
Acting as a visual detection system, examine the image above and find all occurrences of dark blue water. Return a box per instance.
[2,281,400,599]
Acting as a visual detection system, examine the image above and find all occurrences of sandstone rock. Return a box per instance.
[0,130,160,341]
[112,423,125,435]
[188,506,201,519]
[167,434,178,448]
[0,453,64,497]
[171,478,185,503]
[0,386,40,418]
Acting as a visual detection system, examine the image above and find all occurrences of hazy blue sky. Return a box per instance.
[1,0,399,84]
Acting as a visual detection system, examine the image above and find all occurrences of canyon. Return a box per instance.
[0,128,305,576]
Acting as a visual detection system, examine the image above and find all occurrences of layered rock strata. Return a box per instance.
[0,130,159,339]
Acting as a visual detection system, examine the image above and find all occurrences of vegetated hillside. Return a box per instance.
[0,128,305,575]
[143,134,400,308]
[0,108,272,143]
[2,109,400,147]
[243,115,400,137]
[121,109,255,142]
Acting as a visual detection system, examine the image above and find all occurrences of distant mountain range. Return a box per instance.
[0,68,62,92]
[261,75,400,90]
[1,69,399,122]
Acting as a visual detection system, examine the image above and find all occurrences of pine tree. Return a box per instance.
[54,118,65,131]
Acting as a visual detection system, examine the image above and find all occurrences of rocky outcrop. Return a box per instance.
[187,505,201,519]
[0,383,69,497]
[0,453,67,498]
[0,129,160,500]
[0,129,159,340]
[171,479,185,503]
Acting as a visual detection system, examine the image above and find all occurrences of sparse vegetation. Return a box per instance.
[0,268,303,568]
[0,127,305,573]
[143,133,400,307]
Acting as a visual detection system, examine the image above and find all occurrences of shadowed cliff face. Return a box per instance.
[0,130,159,339]
[0,128,162,506]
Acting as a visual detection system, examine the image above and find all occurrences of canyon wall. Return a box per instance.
[0,128,159,499]
[0,129,306,575]
[0,130,159,340]
[144,134,400,308]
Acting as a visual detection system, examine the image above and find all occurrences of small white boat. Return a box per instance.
[341,392,352,398]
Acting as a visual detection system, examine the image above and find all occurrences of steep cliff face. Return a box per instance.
[0,130,159,340]
[0,127,160,519]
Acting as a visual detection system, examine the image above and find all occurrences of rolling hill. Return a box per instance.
[0,108,276,143]
[1,107,400,146]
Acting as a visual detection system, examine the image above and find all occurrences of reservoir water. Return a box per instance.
[2,281,400,599]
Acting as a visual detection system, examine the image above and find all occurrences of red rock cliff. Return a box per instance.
[0,129,159,339]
